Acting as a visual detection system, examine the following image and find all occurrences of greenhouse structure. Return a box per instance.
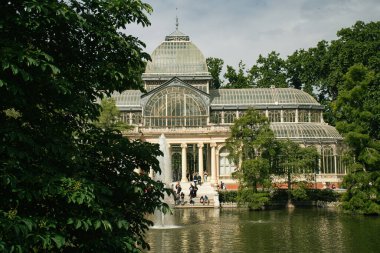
[112,25,346,188]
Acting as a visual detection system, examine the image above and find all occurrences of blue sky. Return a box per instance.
[126,0,380,69]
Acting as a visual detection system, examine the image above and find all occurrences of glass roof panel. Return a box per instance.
[270,123,343,140]
[210,88,319,106]
[112,90,142,106]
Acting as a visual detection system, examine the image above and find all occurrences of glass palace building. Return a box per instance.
[113,27,346,188]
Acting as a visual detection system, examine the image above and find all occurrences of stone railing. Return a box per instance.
[125,125,231,134]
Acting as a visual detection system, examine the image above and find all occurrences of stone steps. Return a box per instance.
[171,181,219,208]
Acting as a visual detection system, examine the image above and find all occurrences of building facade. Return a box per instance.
[113,27,346,188]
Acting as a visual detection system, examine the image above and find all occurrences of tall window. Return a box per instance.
[131,112,142,125]
[172,153,181,182]
[210,111,223,124]
[224,111,237,124]
[144,86,208,127]
[219,147,236,178]
[298,110,309,122]
[268,110,281,122]
[283,110,296,122]
[310,110,321,123]
[321,146,334,174]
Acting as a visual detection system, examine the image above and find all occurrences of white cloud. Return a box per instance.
[126,0,380,69]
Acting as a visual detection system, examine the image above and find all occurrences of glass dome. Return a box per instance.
[144,29,209,76]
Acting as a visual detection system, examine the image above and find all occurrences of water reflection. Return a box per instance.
[145,208,380,253]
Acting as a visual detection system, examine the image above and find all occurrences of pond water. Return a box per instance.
[145,207,380,253]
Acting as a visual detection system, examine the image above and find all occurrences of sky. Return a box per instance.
[126,0,380,69]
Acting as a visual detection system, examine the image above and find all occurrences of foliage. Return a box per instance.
[0,0,170,252]
[291,183,309,201]
[223,61,251,88]
[237,189,270,210]
[95,98,130,131]
[270,188,340,202]
[239,158,271,191]
[206,57,224,89]
[226,109,275,191]
[249,51,288,88]
[271,140,319,202]
[333,64,380,172]
[341,171,380,215]
[218,190,238,203]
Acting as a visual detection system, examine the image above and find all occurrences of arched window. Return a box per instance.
[144,86,208,127]
[171,153,181,182]
[268,110,281,122]
[210,111,223,124]
[224,111,237,124]
[310,110,321,122]
[298,110,309,122]
[321,146,334,174]
[283,110,296,122]
[131,112,142,125]
[219,147,236,178]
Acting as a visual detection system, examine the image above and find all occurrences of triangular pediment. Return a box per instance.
[140,77,210,107]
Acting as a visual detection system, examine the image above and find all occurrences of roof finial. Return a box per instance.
[175,8,179,30]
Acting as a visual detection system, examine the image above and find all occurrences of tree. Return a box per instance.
[334,64,380,171]
[206,57,224,89]
[341,171,380,215]
[333,64,380,215]
[249,51,288,88]
[272,140,319,204]
[0,1,170,252]
[226,109,275,209]
[95,98,130,131]
[224,60,251,88]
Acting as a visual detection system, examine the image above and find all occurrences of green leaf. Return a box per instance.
[52,234,65,248]
[74,220,82,229]
[67,218,74,225]
[102,220,112,231]
[94,220,101,230]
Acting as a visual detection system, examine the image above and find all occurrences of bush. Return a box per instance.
[269,188,340,202]
[307,189,340,202]
[218,190,237,203]
[237,189,270,210]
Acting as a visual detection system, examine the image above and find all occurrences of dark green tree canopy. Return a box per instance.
[334,64,380,172]
[1,0,169,252]
[249,51,288,88]
[206,57,224,89]
[226,109,274,191]
[223,60,251,88]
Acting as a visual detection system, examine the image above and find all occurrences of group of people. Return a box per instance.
[186,171,209,186]
[174,181,209,205]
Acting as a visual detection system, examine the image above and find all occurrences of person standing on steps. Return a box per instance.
[193,172,198,187]
[204,171,208,182]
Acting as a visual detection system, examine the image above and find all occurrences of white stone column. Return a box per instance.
[181,143,188,182]
[333,146,337,174]
[198,143,204,182]
[216,148,220,181]
[210,142,217,185]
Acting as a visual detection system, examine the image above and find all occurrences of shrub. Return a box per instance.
[218,190,237,203]
[237,189,270,210]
